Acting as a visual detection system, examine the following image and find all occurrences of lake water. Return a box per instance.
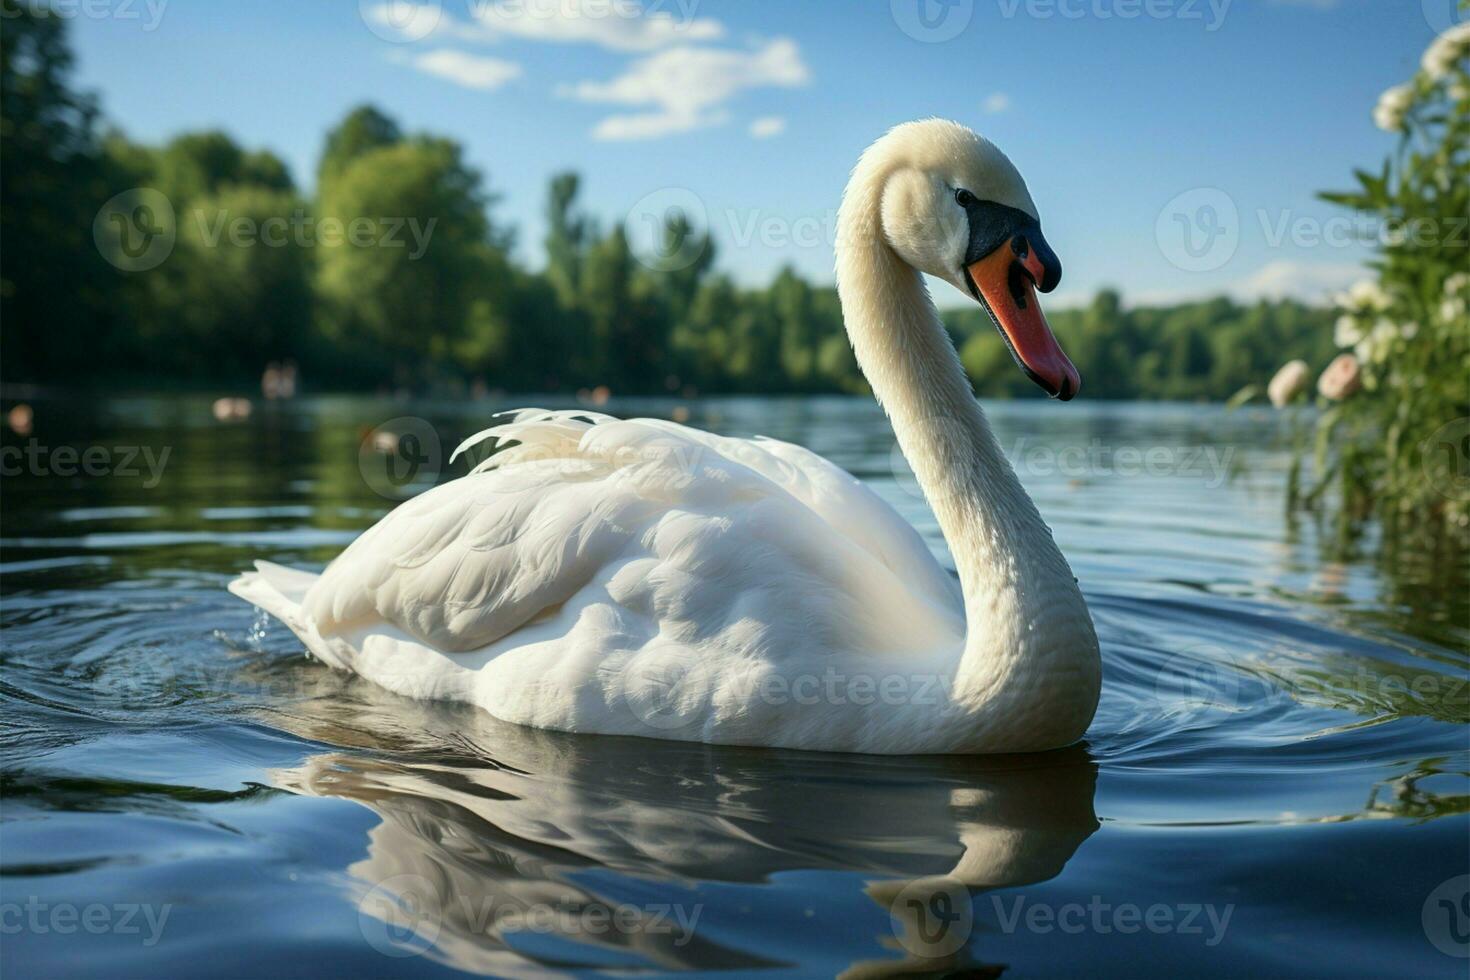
[2,394,1466,978]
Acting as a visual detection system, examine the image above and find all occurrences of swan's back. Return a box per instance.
[232,410,972,751]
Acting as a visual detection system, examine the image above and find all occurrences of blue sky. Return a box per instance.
[70,0,1449,308]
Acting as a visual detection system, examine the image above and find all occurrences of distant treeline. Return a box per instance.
[1,4,1335,399]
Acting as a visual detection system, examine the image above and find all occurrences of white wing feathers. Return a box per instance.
[301,411,963,660]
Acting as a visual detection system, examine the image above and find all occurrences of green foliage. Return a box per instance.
[152,187,314,377]
[953,290,1336,401]
[154,131,294,202]
[315,138,496,384]
[317,105,402,188]
[0,0,123,376]
[0,5,1363,408]
[1297,21,1470,544]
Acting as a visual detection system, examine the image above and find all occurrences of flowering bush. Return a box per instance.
[1294,19,1470,543]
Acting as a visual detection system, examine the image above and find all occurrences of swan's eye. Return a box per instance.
[955,188,977,208]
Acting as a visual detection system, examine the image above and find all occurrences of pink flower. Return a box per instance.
[1268,360,1310,407]
[1317,353,1362,401]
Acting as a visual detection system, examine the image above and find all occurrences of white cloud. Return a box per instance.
[406,49,522,90]
[564,37,809,140]
[364,1,724,50]
[1227,260,1362,304]
[982,92,1011,114]
[749,116,786,139]
[470,0,724,51]
[1128,260,1363,308]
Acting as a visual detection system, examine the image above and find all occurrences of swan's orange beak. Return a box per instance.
[965,235,1080,400]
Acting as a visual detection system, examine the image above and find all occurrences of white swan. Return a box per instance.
[231,119,1101,754]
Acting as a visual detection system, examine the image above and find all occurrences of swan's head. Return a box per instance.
[852,118,1080,400]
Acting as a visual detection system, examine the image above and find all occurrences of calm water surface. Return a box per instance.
[2,394,1467,978]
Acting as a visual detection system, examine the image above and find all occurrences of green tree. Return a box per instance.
[154,131,294,203]
[315,138,496,385]
[318,105,402,188]
[544,172,590,309]
[146,186,313,378]
[0,0,120,378]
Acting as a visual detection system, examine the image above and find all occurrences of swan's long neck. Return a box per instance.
[836,173,1097,720]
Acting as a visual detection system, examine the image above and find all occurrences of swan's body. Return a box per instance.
[232,120,1101,754]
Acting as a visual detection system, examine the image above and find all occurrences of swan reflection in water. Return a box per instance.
[262,676,1098,976]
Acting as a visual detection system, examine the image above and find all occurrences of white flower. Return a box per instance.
[1445,272,1470,298]
[1268,359,1310,408]
[1336,279,1392,314]
[1400,321,1419,340]
[1334,315,1366,348]
[1422,33,1459,80]
[1422,24,1470,89]
[1441,295,1467,325]
[1354,319,1398,365]
[1373,84,1414,132]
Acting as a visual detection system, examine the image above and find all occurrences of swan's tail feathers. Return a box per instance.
[229,560,317,623]
[229,562,355,671]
